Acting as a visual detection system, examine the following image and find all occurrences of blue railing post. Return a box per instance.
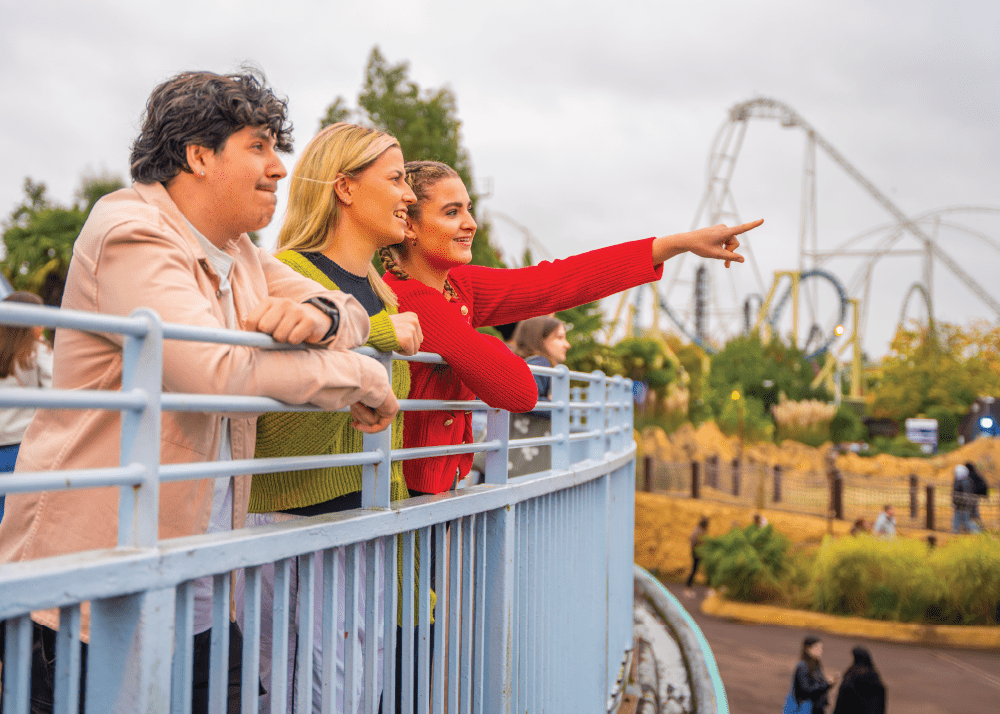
[86,308,173,713]
[118,307,163,548]
[483,407,509,486]
[589,371,607,462]
[551,365,571,470]
[363,351,393,509]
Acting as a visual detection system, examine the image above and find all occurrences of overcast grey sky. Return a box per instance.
[2,0,997,358]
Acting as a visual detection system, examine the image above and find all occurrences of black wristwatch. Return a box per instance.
[304,296,340,341]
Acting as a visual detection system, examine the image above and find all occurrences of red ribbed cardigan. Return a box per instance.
[384,237,663,494]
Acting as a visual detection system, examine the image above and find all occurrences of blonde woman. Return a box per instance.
[239,123,423,713]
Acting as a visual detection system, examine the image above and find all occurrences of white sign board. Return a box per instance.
[905,418,938,454]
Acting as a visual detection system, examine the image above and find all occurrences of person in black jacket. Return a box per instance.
[793,636,838,713]
[832,646,886,714]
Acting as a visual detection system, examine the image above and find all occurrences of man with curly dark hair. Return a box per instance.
[0,68,398,713]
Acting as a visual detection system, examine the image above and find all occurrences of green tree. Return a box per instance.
[606,337,677,401]
[556,301,606,372]
[2,174,123,306]
[707,334,828,419]
[871,323,992,423]
[322,47,505,269]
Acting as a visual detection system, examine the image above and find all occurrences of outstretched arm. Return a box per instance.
[651,219,762,268]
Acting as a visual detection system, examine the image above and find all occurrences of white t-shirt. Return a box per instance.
[186,221,237,634]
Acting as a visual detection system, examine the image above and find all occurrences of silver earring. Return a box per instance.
[200,171,205,177]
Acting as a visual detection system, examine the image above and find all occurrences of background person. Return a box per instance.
[379,160,761,497]
[832,646,886,714]
[872,504,896,538]
[786,635,837,714]
[684,516,709,597]
[0,292,52,525]
[951,464,981,534]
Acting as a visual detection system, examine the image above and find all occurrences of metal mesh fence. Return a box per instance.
[641,457,1000,533]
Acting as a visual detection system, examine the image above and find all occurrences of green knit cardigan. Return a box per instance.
[249,250,412,512]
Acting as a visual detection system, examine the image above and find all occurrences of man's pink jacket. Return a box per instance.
[0,182,389,635]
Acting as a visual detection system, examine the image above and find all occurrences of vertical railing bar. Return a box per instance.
[383,536,398,714]
[345,544,361,714]
[271,558,292,714]
[321,548,341,714]
[4,615,32,714]
[511,504,520,712]
[172,581,195,714]
[298,554,317,713]
[55,605,82,714]
[209,573,231,714]
[362,351,393,509]
[471,512,486,714]
[432,522,446,714]
[364,540,379,714]
[401,531,416,714]
[459,516,473,714]
[241,567,262,714]
[518,503,529,714]
[483,407,509,486]
[551,365,571,471]
[529,498,539,714]
[417,526,432,714]
[117,308,162,548]
[447,519,461,714]
[363,540,384,714]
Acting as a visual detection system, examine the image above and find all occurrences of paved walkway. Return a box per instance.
[661,582,999,714]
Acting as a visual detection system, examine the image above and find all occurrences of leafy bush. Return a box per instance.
[830,405,865,444]
[700,524,790,602]
[772,398,836,447]
[810,534,1000,624]
[926,405,959,444]
[930,535,1000,625]
[716,395,774,443]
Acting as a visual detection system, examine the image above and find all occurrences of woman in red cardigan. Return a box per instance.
[380,161,761,496]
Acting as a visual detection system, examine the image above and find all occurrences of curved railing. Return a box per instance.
[0,302,636,714]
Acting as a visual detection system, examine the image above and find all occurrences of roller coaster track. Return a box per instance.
[660,97,1000,351]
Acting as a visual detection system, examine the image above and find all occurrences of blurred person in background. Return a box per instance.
[872,504,896,538]
[786,635,837,714]
[0,292,52,525]
[832,646,886,714]
[684,516,709,598]
[951,464,981,534]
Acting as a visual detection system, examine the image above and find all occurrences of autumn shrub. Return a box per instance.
[811,536,938,621]
[811,534,1000,624]
[772,397,836,447]
[700,523,790,602]
[930,534,1000,625]
[716,395,774,443]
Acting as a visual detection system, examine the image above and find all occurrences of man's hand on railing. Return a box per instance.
[388,311,423,355]
[349,390,400,433]
[244,297,333,345]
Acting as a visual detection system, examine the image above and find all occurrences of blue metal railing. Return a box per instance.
[0,303,636,714]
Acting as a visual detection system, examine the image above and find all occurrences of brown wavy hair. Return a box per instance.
[0,292,44,378]
[130,67,293,185]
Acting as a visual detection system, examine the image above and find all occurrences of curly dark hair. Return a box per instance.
[130,68,293,185]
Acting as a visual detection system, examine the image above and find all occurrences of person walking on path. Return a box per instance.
[785,635,838,714]
[684,516,709,597]
[832,646,886,714]
[872,504,896,538]
[951,464,981,534]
